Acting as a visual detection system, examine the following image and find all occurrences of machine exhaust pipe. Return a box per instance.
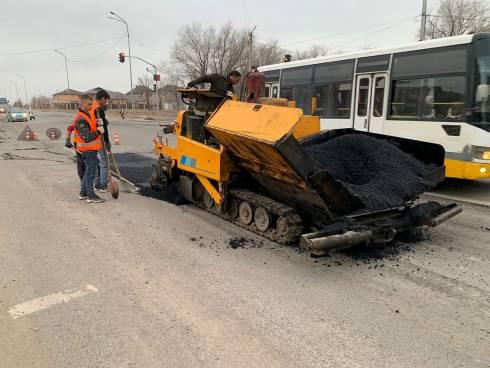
[300,230,374,255]
[428,205,463,227]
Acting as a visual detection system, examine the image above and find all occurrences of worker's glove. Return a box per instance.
[226,91,234,98]
[106,141,111,151]
[65,139,73,149]
[97,126,105,134]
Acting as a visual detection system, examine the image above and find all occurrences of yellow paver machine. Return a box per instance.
[151,89,462,255]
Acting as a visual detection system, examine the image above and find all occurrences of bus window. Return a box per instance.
[292,87,313,115]
[389,76,465,120]
[314,86,329,117]
[265,86,270,98]
[280,88,293,100]
[357,78,370,117]
[330,83,352,118]
[390,79,421,118]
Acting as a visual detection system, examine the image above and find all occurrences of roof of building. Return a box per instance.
[84,87,128,100]
[52,89,82,96]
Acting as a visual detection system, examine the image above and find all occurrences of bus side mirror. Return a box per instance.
[476,84,489,103]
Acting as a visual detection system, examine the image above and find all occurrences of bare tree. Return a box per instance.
[171,23,216,80]
[210,22,248,75]
[251,39,285,67]
[137,74,154,110]
[291,44,330,60]
[31,95,51,109]
[426,0,490,39]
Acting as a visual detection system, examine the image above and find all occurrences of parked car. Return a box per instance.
[7,107,28,122]
[0,104,8,114]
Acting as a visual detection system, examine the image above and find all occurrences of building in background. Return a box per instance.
[51,89,81,110]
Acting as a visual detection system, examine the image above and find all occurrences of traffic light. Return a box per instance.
[152,84,157,92]
[118,52,125,63]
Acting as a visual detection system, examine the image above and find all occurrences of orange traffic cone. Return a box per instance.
[114,133,120,145]
[33,131,39,141]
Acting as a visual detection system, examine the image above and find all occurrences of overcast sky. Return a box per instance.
[0,0,440,102]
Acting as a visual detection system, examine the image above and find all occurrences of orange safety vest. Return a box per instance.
[89,100,101,122]
[73,110,102,151]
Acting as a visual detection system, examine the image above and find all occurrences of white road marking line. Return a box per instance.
[8,284,98,319]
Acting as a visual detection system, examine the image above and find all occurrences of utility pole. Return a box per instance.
[248,25,257,72]
[54,49,70,90]
[147,67,160,114]
[9,80,19,103]
[16,74,29,110]
[420,0,427,41]
[109,11,134,110]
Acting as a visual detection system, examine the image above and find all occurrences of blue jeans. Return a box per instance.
[80,151,98,197]
[94,148,108,188]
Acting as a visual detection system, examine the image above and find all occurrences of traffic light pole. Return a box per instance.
[128,55,159,113]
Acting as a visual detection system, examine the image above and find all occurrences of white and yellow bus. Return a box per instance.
[259,33,490,180]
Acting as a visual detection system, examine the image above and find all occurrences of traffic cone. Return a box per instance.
[114,133,120,145]
[25,131,31,141]
[50,131,56,140]
[32,131,39,141]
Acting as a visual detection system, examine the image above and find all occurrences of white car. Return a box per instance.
[7,107,28,122]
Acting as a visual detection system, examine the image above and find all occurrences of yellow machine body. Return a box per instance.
[154,100,320,205]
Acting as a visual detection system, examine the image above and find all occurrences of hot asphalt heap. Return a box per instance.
[304,134,437,212]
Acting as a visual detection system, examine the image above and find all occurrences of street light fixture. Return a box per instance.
[108,11,135,110]
[54,49,70,90]
[16,74,29,110]
[9,80,19,104]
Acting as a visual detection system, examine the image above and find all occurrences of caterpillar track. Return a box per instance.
[195,188,303,244]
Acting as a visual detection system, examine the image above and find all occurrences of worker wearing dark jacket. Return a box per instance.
[74,94,105,203]
[187,70,241,96]
[89,89,111,192]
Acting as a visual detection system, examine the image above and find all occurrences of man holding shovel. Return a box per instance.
[90,89,111,192]
[74,94,105,203]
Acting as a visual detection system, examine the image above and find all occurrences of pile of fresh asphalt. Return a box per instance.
[304,134,436,211]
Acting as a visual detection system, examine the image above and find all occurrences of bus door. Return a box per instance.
[354,75,372,132]
[264,83,279,98]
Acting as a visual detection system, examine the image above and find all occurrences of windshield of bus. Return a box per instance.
[474,38,490,132]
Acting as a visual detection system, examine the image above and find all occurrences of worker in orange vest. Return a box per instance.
[73,94,105,203]
[89,89,111,192]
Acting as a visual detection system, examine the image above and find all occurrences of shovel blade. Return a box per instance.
[109,179,119,199]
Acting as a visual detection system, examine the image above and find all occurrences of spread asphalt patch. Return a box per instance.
[110,152,187,205]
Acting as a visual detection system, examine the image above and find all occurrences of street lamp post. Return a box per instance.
[9,80,19,104]
[54,49,70,90]
[109,11,134,110]
[16,74,29,110]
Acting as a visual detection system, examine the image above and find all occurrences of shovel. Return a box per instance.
[101,139,119,199]
[108,150,135,194]
[96,109,119,199]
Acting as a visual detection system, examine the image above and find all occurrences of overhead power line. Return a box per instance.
[280,15,420,47]
[130,37,168,54]
[0,35,125,57]
[69,35,126,62]
[336,16,419,48]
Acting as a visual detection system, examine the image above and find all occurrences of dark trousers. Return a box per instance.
[80,151,98,197]
[76,151,85,182]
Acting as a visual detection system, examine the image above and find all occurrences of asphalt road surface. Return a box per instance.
[0,111,489,368]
